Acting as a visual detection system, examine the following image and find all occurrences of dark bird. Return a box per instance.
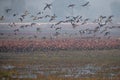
[31,23,36,27]
[37,16,43,20]
[66,16,70,19]
[55,27,62,30]
[25,25,30,28]
[98,15,107,23]
[24,10,30,16]
[71,23,79,28]
[37,12,41,15]
[45,15,51,18]
[19,18,23,22]
[5,9,12,13]
[20,25,25,28]
[0,16,4,21]
[36,27,41,32]
[81,18,89,25]
[8,22,16,27]
[49,14,57,22]
[34,35,37,38]
[104,32,110,36]
[105,15,114,24]
[14,29,19,32]
[68,4,75,8]
[50,24,55,28]
[55,21,65,26]
[21,14,26,19]
[81,1,89,7]
[33,16,38,20]
[54,32,60,36]
[13,13,18,17]
[0,33,4,35]
[73,16,79,20]
[44,3,52,10]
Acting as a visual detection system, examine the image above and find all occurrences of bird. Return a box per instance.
[34,35,37,38]
[25,25,30,28]
[14,29,19,32]
[98,15,107,23]
[21,14,26,19]
[33,16,38,20]
[0,33,4,35]
[81,1,90,7]
[19,18,23,22]
[66,16,70,19]
[8,22,16,27]
[44,15,51,18]
[36,27,41,32]
[13,13,18,17]
[24,10,30,16]
[68,4,75,8]
[50,24,55,28]
[0,16,4,21]
[5,9,12,13]
[37,12,41,15]
[104,32,110,36]
[81,18,89,25]
[44,3,52,10]
[49,14,57,22]
[72,16,79,20]
[37,16,43,20]
[55,27,62,30]
[37,11,43,15]
[105,15,114,24]
[71,23,79,28]
[31,23,36,27]
[20,25,25,29]
[55,21,65,26]
[54,32,60,36]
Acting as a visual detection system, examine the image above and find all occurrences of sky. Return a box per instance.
[0,0,120,22]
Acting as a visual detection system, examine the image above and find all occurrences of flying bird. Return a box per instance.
[44,3,52,10]
[36,27,41,32]
[0,16,4,21]
[104,32,110,36]
[13,13,18,17]
[31,23,36,27]
[49,14,57,22]
[19,18,23,22]
[68,4,75,8]
[55,27,62,30]
[5,9,12,13]
[81,1,90,7]
[71,23,79,28]
[81,18,89,25]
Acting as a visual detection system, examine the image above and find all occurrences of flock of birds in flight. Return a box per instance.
[0,1,120,40]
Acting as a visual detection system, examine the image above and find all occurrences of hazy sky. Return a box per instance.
[0,0,120,22]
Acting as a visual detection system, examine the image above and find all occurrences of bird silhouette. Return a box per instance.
[31,23,36,27]
[55,27,62,30]
[81,1,90,7]
[68,4,75,8]
[5,9,12,13]
[0,16,4,21]
[36,27,41,32]
[44,3,52,10]
[13,13,18,17]
[49,14,57,22]
[19,18,23,22]
[104,32,110,36]
[81,18,89,25]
